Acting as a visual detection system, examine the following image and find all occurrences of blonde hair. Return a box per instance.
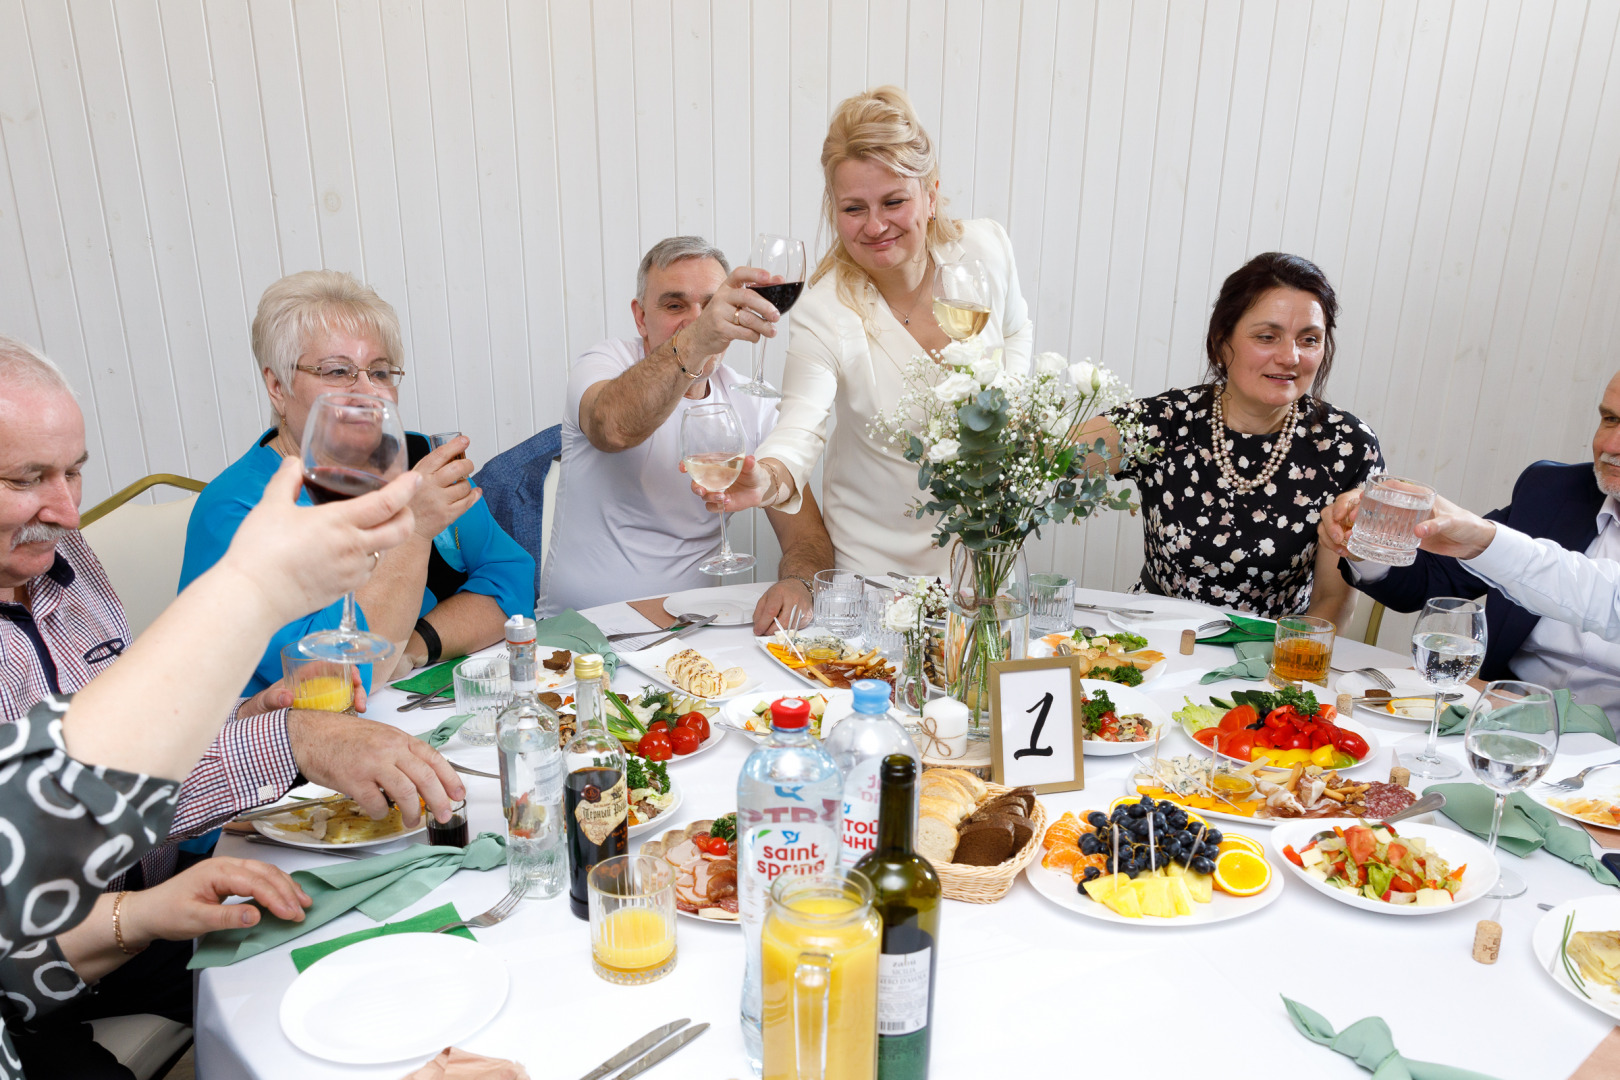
[813,86,962,319]
[252,270,404,390]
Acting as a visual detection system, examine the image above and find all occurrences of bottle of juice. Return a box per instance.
[823,680,920,867]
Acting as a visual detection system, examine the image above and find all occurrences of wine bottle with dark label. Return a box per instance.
[853,754,940,1080]
[564,653,628,919]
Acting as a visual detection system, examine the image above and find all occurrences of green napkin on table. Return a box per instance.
[1200,613,1276,648]
[189,832,508,969]
[1437,688,1616,742]
[1200,655,1271,683]
[290,901,473,973]
[390,658,465,698]
[1284,996,1503,1079]
[536,609,619,675]
[417,714,473,749]
[1431,784,1619,886]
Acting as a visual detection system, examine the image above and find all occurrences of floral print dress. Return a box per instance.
[1113,385,1384,618]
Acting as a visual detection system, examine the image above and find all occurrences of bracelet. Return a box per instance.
[787,575,815,594]
[112,891,142,956]
[670,330,703,380]
[414,618,443,665]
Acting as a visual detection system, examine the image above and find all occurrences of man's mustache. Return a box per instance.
[12,522,70,548]
[1600,452,1620,467]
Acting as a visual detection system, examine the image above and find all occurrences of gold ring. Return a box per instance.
[735,309,746,324]
[369,551,381,571]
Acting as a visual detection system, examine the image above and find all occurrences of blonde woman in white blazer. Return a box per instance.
[701,86,1032,580]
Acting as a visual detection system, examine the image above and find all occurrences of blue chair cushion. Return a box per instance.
[474,424,561,601]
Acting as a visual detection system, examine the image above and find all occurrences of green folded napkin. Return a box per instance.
[1431,784,1618,886]
[536,609,619,674]
[417,714,472,749]
[189,832,508,969]
[1438,688,1616,742]
[1284,996,1502,1079]
[1233,639,1274,663]
[290,902,473,972]
[1200,656,1271,683]
[1200,612,1276,648]
[390,658,465,697]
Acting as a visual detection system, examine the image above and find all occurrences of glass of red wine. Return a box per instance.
[735,233,806,399]
[297,392,407,664]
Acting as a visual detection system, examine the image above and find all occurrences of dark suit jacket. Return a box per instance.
[1339,460,1607,680]
[473,424,562,604]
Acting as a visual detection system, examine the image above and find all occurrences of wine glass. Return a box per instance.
[735,234,807,399]
[296,392,407,663]
[1463,680,1558,898]
[931,259,992,342]
[681,402,755,575]
[1398,596,1487,779]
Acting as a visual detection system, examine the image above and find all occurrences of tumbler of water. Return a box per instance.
[1346,474,1436,566]
[814,569,863,636]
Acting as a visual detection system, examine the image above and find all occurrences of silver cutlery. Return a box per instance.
[1331,666,1398,691]
[1074,601,1155,616]
[854,573,894,591]
[243,834,365,859]
[1309,790,1446,843]
[637,613,717,651]
[1349,691,1462,708]
[399,688,455,712]
[606,614,705,643]
[1194,617,1233,637]
[233,792,349,824]
[576,1020,691,1080]
[432,881,528,934]
[449,760,500,780]
[1538,903,1555,911]
[611,1023,710,1080]
[1541,761,1620,794]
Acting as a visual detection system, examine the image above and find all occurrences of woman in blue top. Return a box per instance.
[180,270,535,694]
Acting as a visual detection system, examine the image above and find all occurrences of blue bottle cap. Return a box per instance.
[851,679,891,715]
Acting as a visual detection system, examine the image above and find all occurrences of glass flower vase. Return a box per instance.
[895,630,931,713]
[944,542,1030,738]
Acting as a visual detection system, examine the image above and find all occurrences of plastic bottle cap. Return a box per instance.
[851,679,891,714]
[504,614,536,646]
[574,653,604,679]
[770,698,811,729]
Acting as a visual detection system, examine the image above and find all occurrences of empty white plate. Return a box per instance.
[662,582,772,627]
[280,933,509,1063]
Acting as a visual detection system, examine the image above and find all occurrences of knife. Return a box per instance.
[638,615,717,651]
[399,687,455,712]
[606,622,691,643]
[1350,692,1462,708]
[233,792,349,823]
[449,760,500,780]
[575,1019,690,1080]
[1073,601,1155,616]
[611,1023,709,1080]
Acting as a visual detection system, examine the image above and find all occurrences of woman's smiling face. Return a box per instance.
[831,158,936,278]
[1218,286,1325,415]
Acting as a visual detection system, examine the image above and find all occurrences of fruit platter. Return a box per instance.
[1129,753,1418,826]
[1023,795,1282,925]
[1173,686,1378,772]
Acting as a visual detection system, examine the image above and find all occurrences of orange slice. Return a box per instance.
[1217,833,1265,858]
[1211,849,1272,896]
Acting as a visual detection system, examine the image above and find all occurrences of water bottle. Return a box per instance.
[495,616,566,899]
[737,696,842,1077]
[823,680,921,867]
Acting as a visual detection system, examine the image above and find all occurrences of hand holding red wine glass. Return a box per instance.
[736,234,806,399]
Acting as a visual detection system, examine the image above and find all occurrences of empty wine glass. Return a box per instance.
[681,402,754,575]
[735,234,806,399]
[1398,597,1486,780]
[1463,680,1558,899]
[931,259,992,342]
[297,392,407,663]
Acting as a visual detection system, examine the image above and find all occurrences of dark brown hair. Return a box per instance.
[1203,252,1338,399]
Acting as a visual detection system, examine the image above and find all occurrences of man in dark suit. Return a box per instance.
[1319,372,1620,712]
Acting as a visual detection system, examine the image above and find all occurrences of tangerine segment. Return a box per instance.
[1042,846,1081,871]
[1217,833,1265,858]
[1211,849,1272,896]
[1043,812,1084,849]
[1069,852,1108,882]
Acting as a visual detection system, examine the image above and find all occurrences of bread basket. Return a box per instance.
[934,782,1048,904]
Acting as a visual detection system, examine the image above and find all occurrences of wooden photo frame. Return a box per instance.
[987,656,1086,794]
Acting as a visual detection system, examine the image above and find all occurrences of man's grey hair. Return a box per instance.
[0,334,75,397]
[635,237,730,303]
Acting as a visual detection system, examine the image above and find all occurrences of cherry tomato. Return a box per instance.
[692,834,713,854]
[676,712,711,740]
[1333,730,1370,759]
[636,730,674,761]
[668,726,702,755]
[707,837,729,857]
[646,720,670,733]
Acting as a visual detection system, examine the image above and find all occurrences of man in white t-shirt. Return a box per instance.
[539,237,831,618]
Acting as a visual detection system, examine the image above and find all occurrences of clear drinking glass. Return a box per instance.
[280,642,355,713]
[1346,474,1436,566]
[1269,616,1334,689]
[1463,680,1558,899]
[932,258,992,342]
[736,234,807,398]
[453,654,511,747]
[297,392,407,664]
[588,854,677,985]
[680,402,755,575]
[1029,574,1075,634]
[1400,597,1487,780]
[861,590,905,656]
[814,569,863,637]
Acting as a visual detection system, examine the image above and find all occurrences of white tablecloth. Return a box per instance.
[195,588,1617,1079]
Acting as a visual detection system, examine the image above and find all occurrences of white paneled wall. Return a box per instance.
[3,0,1618,621]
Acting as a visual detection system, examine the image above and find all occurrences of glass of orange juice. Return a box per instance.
[1269,615,1334,689]
[280,643,355,712]
[588,855,676,985]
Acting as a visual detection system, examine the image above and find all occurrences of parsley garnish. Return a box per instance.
[1081,690,1117,735]
[710,812,737,842]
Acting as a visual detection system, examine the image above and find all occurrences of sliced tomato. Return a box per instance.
[1386,842,1408,865]
[1282,844,1305,868]
[1193,727,1220,749]
[1344,825,1378,865]
[1223,730,1258,761]
[1387,875,1418,894]
[1333,730,1370,759]
[1317,703,1338,722]
[1219,704,1258,731]
[692,834,713,854]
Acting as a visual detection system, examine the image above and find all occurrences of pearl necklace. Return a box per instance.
[1210,388,1299,495]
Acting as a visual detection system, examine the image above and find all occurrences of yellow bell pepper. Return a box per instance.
[1310,743,1340,768]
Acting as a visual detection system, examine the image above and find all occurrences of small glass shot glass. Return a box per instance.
[1029,574,1075,634]
[426,798,470,847]
[1269,615,1335,689]
[453,655,511,747]
[588,855,677,985]
[280,642,355,713]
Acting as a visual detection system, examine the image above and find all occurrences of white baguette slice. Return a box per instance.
[916,813,960,865]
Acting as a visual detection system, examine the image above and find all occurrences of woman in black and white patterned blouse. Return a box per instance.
[1092,253,1384,625]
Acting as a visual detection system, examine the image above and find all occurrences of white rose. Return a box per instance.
[991,368,1024,393]
[932,372,977,403]
[1035,351,1068,377]
[939,341,979,369]
[1067,360,1098,391]
[971,355,1003,387]
[883,596,921,632]
[928,437,961,463]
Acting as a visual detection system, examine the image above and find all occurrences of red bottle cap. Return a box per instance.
[769,698,811,729]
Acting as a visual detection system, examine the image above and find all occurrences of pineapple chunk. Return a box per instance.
[1083,873,1142,917]
[1133,877,1177,918]
[1165,876,1195,916]
[1184,871,1213,904]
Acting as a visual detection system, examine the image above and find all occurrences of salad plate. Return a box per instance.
[1030,630,1168,685]
[1533,896,1620,1022]
[1077,680,1171,757]
[627,774,682,839]
[1175,692,1382,774]
[717,689,854,741]
[1268,819,1496,916]
[1332,667,1480,723]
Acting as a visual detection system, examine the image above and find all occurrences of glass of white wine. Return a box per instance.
[681,402,755,575]
[1463,680,1558,899]
[932,259,992,342]
[1399,596,1487,780]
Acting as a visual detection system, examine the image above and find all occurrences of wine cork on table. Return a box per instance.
[1336,692,1353,716]
[1180,629,1196,655]
[1390,748,1411,788]
[1472,919,1502,964]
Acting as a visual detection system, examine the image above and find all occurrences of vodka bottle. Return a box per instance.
[823,679,921,867]
[495,615,565,899]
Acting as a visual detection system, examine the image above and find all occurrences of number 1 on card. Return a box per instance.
[987,657,1086,794]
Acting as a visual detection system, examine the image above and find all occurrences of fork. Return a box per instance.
[1331,665,1396,691]
[1541,761,1620,794]
[432,881,527,934]
[1194,618,1231,637]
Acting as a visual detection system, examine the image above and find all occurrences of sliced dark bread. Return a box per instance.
[963,811,1035,850]
[953,820,1016,866]
[974,795,1030,818]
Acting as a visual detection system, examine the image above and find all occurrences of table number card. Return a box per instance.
[987,656,1086,793]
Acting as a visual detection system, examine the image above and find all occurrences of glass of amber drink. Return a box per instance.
[280,643,355,713]
[588,855,676,985]
[1269,616,1334,689]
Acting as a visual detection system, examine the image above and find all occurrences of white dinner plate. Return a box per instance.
[1533,896,1620,1022]
[717,689,855,741]
[1268,819,1497,916]
[1179,710,1382,775]
[663,582,772,627]
[1118,772,1280,828]
[1096,596,1229,636]
[250,786,428,850]
[1023,838,1283,926]
[629,778,682,838]
[388,652,575,697]
[618,640,762,702]
[1030,632,1168,684]
[279,933,509,1063]
[1526,774,1620,832]
[1076,680,1171,757]
[1332,667,1480,723]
